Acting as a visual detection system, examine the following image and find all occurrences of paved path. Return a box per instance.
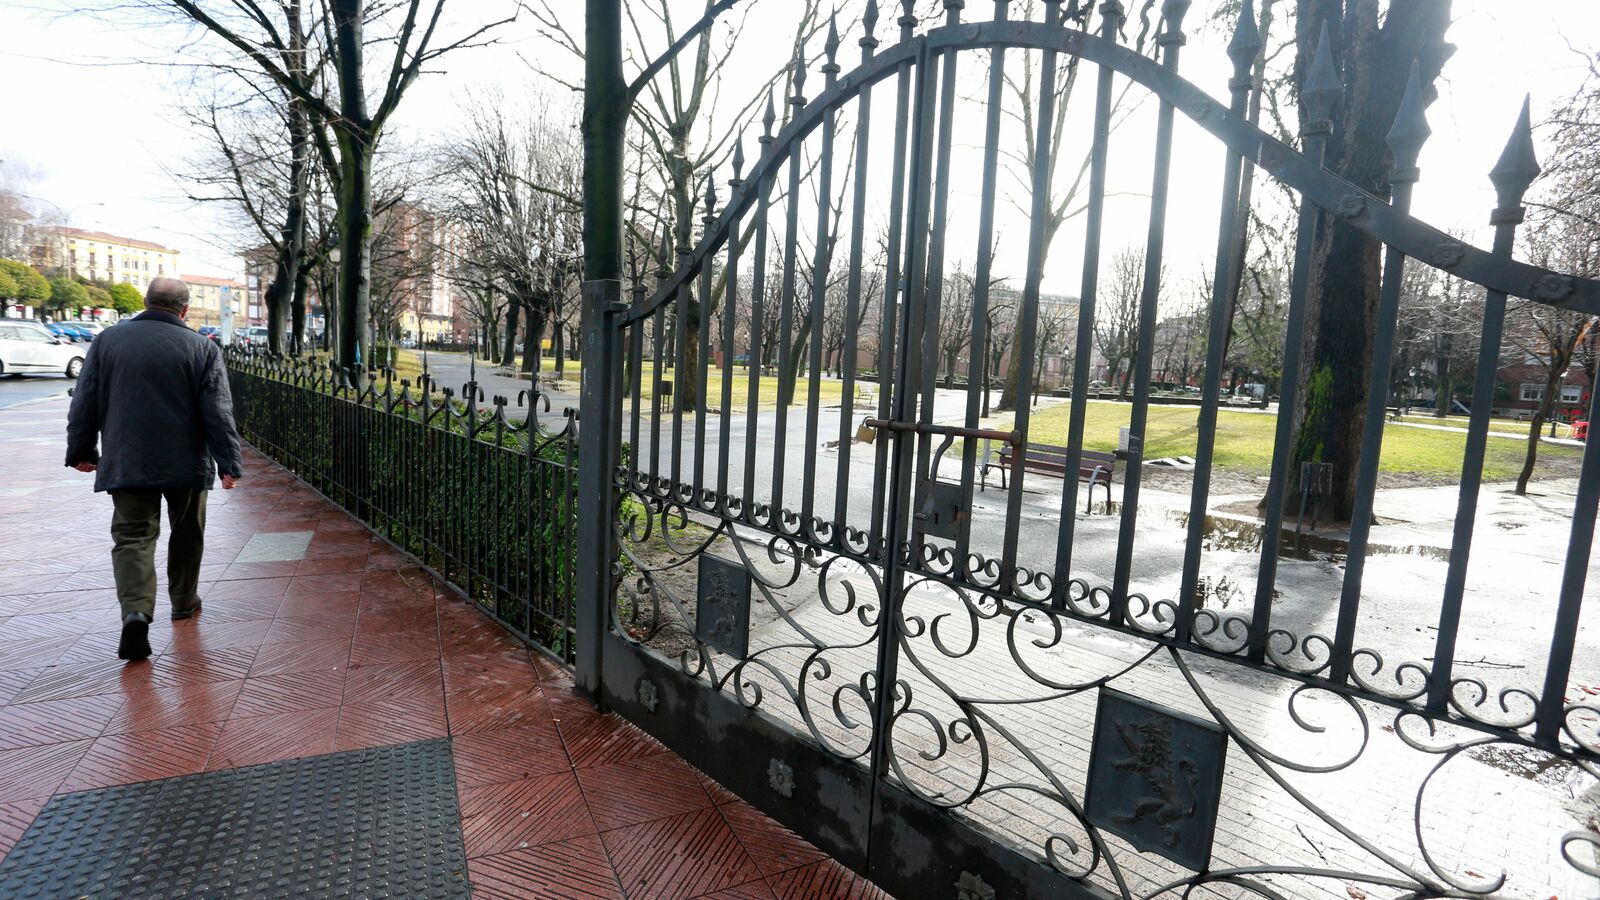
[0,374,73,409]
[0,397,887,899]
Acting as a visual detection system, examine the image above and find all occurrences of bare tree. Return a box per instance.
[531,0,828,405]
[1096,248,1148,401]
[992,0,1160,411]
[127,0,516,375]
[437,92,581,376]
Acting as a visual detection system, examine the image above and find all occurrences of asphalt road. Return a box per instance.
[0,374,75,410]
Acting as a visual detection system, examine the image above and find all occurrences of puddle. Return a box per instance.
[1093,502,1452,564]
[1468,743,1597,793]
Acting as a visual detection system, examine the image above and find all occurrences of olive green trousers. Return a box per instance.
[110,489,207,619]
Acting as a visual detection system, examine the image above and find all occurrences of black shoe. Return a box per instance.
[171,600,202,621]
[118,612,152,661]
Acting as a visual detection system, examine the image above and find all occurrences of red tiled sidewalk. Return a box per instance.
[0,397,887,899]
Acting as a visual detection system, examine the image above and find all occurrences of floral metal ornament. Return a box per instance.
[955,871,995,900]
[767,759,795,798]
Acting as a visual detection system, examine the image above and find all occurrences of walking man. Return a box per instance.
[65,278,244,661]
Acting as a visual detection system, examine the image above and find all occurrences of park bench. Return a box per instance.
[979,442,1117,514]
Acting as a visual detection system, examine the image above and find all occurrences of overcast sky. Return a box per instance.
[0,1,1594,289]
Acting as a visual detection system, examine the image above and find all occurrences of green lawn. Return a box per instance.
[629,362,845,412]
[1009,402,1580,482]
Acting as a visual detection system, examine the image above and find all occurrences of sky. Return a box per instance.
[0,0,1595,288]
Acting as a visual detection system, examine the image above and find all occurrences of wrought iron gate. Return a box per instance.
[582,2,1600,897]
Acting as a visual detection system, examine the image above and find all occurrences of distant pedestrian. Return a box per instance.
[65,278,244,661]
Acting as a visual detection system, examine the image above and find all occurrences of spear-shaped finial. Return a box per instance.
[761,90,777,141]
[824,11,841,73]
[1227,0,1261,76]
[899,0,917,36]
[791,44,808,105]
[1301,22,1342,127]
[1490,95,1541,216]
[862,0,880,46]
[704,173,718,223]
[1386,60,1431,176]
[656,232,672,279]
[731,138,746,186]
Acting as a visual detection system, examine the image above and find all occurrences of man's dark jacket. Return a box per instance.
[65,309,244,493]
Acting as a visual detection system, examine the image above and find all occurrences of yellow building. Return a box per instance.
[181,275,247,327]
[49,229,181,291]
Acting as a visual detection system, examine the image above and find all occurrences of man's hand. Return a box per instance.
[221,474,239,490]
[74,462,96,473]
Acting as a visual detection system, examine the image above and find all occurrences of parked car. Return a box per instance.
[198,325,223,345]
[73,321,110,337]
[46,323,92,343]
[0,320,86,378]
[242,326,270,346]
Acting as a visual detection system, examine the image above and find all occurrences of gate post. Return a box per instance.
[575,280,621,701]
[576,0,626,701]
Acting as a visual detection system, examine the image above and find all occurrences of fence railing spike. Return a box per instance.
[825,11,840,68]
[1386,60,1431,175]
[1490,95,1541,215]
[791,43,808,103]
[1302,21,1342,126]
[863,0,879,43]
[1227,0,1261,72]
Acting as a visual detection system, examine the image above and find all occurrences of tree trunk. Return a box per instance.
[1516,372,1564,495]
[1288,0,1453,521]
[502,302,521,371]
[291,264,310,355]
[523,309,546,374]
[331,0,373,380]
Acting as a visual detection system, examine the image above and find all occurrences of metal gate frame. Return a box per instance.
[576,3,1600,898]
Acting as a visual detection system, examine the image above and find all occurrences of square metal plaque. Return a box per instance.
[915,480,965,541]
[1084,688,1228,871]
[696,554,751,658]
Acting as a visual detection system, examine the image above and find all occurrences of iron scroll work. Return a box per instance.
[589,3,1600,899]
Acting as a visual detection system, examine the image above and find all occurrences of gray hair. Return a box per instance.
[145,277,190,313]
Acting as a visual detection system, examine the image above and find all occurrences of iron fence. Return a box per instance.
[225,349,580,661]
[581,1,1600,898]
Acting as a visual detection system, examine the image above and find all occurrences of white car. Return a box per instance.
[0,320,87,378]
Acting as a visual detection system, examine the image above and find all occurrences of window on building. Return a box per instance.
[1521,383,1545,402]
[1560,385,1583,404]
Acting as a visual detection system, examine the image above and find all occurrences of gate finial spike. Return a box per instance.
[1386,60,1432,171]
[1227,0,1261,73]
[1489,95,1541,206]
[791,44,808,102]
[762,90,777,139]
[656,232,672,278]
[704,173,718,222]
[731,139,745,184]
[824,12,840,68]
[863,0,879,42]
[1301,22,1342,125]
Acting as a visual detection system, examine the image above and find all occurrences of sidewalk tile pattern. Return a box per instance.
[0,399,889,899]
